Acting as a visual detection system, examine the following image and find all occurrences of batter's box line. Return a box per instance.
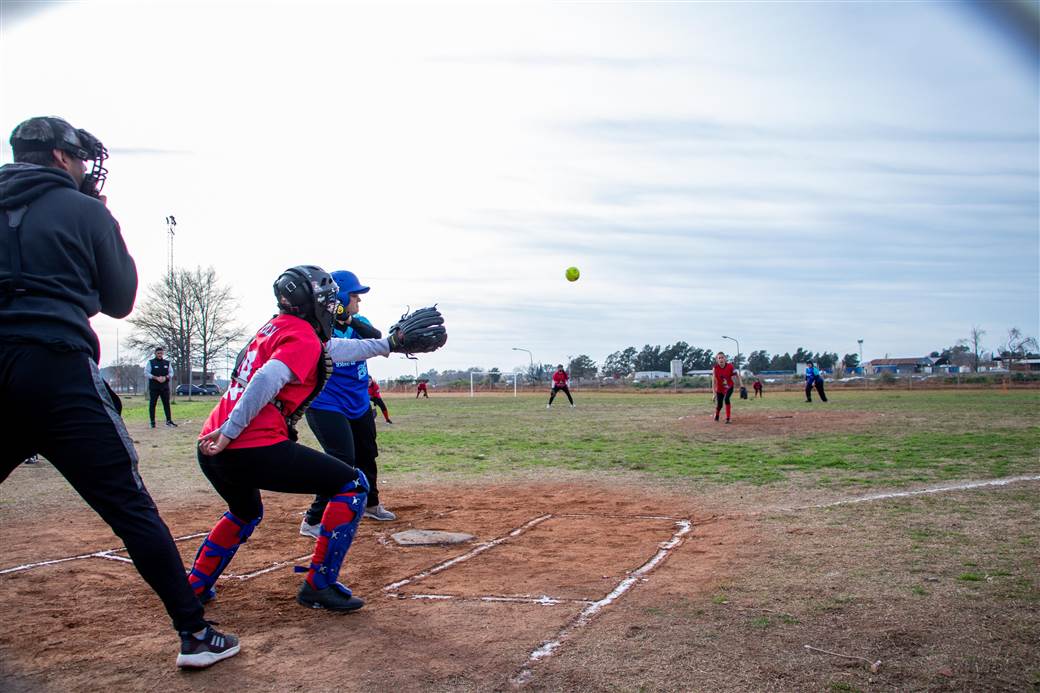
[553,513,685,521]
[0,530,211,576]
[392,593,596,606]
[511,519,693,686]
[384,513,553,592]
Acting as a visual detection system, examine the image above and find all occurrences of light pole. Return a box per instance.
[164,215,176,285]
[721,335,740,368]
[513,347,534,386]
[512,347,533,370]
[857,339,864,372]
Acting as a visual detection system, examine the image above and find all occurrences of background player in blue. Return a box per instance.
[804,360,828,403]
[300,270,397,537]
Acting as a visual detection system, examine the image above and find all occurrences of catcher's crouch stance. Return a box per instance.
[189,266,446,612]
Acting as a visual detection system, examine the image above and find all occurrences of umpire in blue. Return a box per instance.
[0,116,239,668]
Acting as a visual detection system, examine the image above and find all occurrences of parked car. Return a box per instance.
[176,384,221,396]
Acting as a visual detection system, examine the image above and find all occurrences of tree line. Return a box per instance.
[409,325,1038,386]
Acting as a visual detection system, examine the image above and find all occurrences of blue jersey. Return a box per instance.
[805,367,819,384]
[310,316,373,419]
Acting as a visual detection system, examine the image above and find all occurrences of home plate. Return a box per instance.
[392,530,475,546]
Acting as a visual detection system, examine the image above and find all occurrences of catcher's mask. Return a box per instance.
[9,116,109,197]
[273,265,339,341]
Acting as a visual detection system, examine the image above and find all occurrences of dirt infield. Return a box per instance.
[3,474,1038,692]
[0,481,746,692]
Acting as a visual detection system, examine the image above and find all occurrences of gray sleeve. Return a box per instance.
[145,361,153,378]
[327,337,391,362]
[220,359,294,440]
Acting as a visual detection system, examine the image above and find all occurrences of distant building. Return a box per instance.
[633,370,673,381]
[993,356,1040,373]
[867,357,932,375]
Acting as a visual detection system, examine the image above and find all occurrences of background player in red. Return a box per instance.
[369,376,392,423]
[712,351,742,423]
[188,266,445,615]
[416,379,429,398]
[547,364,575,408]
[753,378,764,398]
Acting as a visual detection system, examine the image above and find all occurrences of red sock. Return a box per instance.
[725,403,731,420]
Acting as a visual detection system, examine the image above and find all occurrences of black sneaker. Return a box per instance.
[297,582,364,612]
[150,422,156,428]
[176,623,240,669]
[166,421,178,427]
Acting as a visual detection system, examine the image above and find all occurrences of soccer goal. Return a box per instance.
[469,371,522,397]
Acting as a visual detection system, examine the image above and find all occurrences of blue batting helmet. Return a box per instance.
[331,270,369,305]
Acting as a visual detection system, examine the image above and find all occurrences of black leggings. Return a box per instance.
[805,379,828,402]
[303,407,380,524]
[548,385,573,405]
[0,344,205,633]
[715,387,734,410]
[197,439,362,524]
[371,395,390,420]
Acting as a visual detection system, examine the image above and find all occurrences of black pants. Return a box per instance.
[548,385,573,405]
[148,385,172,424]
[714,387,734,410]
[805,379,828,402]
[303,407,380,525]
[197,439,362,523]
[371,396,390,421]
[0,343,205,633]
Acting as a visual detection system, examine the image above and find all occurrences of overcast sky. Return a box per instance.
[1,1,1037,379]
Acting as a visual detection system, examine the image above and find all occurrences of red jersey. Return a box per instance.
[368,380,381,397]
[201,314,321,449]
[712,363,736,393]
[417,381,428,391]
[552,370,569,387]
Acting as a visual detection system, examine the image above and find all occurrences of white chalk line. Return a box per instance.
[225,554,313,581]
[790,474,1040,512]
[383,513,552,592]
[0,550,116,575]
[511,519,693,686]
[4,474,1036,581]
[395,593,595,606]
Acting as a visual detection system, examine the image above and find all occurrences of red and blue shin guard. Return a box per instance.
[188,509,262,601]
[298,475,367,593]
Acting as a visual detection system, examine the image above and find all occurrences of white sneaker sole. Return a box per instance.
[176,644,240,668]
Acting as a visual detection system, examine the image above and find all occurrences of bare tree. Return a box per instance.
[128,267,244,388]
[1000,327,1039,371]
[186,266,244,385]
[959,326,986,372]
[108,357,144,394]
[126,270,197,384]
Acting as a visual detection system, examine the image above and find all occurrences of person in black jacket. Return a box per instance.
[147,346,177,427]
[0,116,238,669]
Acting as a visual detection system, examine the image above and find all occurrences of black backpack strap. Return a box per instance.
[0,205,30,303]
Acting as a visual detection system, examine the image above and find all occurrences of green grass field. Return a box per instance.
[123,389,1040,489]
